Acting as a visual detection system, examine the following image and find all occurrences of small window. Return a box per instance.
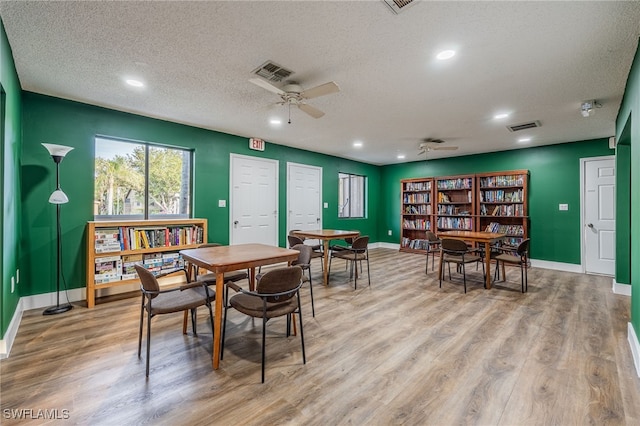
[94,137,192,219]
[338,172,366,218]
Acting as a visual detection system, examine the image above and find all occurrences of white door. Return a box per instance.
[230,154,278,245]
[287,163,322,238]
[583,156,615,275]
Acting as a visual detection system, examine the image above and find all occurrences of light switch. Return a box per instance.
[218,200,226,208]
[323,202,328,208]
[559,203,568,211]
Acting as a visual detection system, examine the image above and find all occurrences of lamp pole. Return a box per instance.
[42,143,74,315]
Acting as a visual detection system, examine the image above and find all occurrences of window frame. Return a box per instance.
[338,172,367,219]
[93,136,194,221]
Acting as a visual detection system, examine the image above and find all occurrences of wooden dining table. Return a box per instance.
[437,230,506,290]
[180,243,300,370]
[292,229,361,286]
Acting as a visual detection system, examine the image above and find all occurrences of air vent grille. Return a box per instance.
[253,61,294,82]
[383,0,416,14]
[507,121,541,132]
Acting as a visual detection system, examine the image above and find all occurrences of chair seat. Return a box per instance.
[147,288,210,315]
[230,293,298,319]
[192,285,216,302]
[494,253,521,265]
[199,270,248,283]
[442,253,481,264]
[331,251,366,261]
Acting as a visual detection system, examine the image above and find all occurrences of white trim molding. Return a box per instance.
[612,279,632,296]
[629,322,640,378]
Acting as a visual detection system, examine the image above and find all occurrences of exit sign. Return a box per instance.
[249,138,265,151]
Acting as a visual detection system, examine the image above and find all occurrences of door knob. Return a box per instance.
[587,223,594,228]
[233,220,239,226]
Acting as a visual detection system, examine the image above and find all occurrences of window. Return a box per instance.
[338,172,366,218]
[94,137,192,219]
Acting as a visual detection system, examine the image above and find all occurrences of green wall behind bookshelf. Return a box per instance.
[19,92,381,299]
[379,140,614,264]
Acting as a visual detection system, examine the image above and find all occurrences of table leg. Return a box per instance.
[249,267,257,291]
[323,240,330,286]
[484,242,492,289]
[212,272,224,370]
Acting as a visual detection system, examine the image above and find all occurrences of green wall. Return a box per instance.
[1,19,22,339]
[379,140,614,263]
[20,93,381,298]
[616,38,639,343]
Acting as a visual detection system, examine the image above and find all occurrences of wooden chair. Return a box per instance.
[438,238,484,293]
[288,233,324,270]
[493,238,530,293]
[328,235,370,289]
[424,231,442,273]
[291,244,316,317]
[221,266,305,383]
[134,264,214,377]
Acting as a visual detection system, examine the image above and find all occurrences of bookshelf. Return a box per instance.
[476,170,529,248]
[400,178,434,253]
[86,218,207,308]
[435,174,476,232]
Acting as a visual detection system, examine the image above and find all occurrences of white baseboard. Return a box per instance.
[0,298,24,359]
[374,242,400,250]
[529,259,583,273]
[629,322,640,378]
[613,279,632,296]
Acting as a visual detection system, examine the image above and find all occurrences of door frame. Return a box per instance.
[580,154,615,274]
[286,162,323,234]
[229,153,279,245]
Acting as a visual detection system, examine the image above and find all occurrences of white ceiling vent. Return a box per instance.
[383,0,417,14]
[253,61,294,82]
[507,121,541,132]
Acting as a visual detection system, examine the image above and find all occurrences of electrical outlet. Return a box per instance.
[323,202,328,208]
[388,230,392,236]
[559,203,569,211]
[11,276,15,293]
[218,199,226,207]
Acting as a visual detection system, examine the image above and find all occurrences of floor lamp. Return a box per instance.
[42,143,74,315]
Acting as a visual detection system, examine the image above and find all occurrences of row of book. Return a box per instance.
[437,217,473,230]
[404,204,432,215]
[437,205,471,215]
[479,189,523,203]
[401,238,433,250]
[480,204,524,217]
[437,178,473,190]
[94,225,204,253]
[484,222,525,235]
[437,191,472,203]
[403,181,431,191]
[479,175,525,188]
[403,219,431,230]
[403,193,431,204]
[94,252,185,285]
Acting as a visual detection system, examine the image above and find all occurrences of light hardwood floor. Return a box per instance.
[2,248,639,425]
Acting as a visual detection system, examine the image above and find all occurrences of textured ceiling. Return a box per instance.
[1,1,639,165]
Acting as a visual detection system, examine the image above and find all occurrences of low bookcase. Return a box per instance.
[86,218,207,308]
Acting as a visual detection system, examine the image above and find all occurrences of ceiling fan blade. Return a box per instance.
[298,103,325,119]
[249,78,285,95]
[301,81,340,99]
[432,146,459,151]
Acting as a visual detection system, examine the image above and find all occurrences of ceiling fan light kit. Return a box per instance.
[249,77,340,123]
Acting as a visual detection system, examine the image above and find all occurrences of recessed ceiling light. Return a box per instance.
[436,50,456,60]
[494,113,510,119]
[518,137,531,143]
[270,119,282,125]
[125,79,144,88]
[353,141,363,148]
[397,154,406,160]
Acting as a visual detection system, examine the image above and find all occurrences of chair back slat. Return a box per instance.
[441,238,469,253]
[256,266,303,302]
[134,264,160,296]
[288,235,305,248]
[291,244,312,266]
[425,231,439,242]
[517,238,530,257]
[350,236,369,251]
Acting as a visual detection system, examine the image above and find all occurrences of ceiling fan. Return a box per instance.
[418,138,459,155]
[249,78,340,122]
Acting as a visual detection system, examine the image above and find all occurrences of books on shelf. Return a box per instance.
[401,237,431,250]
[479,175,525,188]
[404,204,432,214]
[484,222,524,235]
[404,181,431,191]
[94,224,205,252]
[121,254,143,280]
[94,255,122,285]
[403,218,431,230]
[437,217,472,230]
[94,228,122,253]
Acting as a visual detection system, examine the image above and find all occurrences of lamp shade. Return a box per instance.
[42,143,74,158]
[49,189,69,204]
